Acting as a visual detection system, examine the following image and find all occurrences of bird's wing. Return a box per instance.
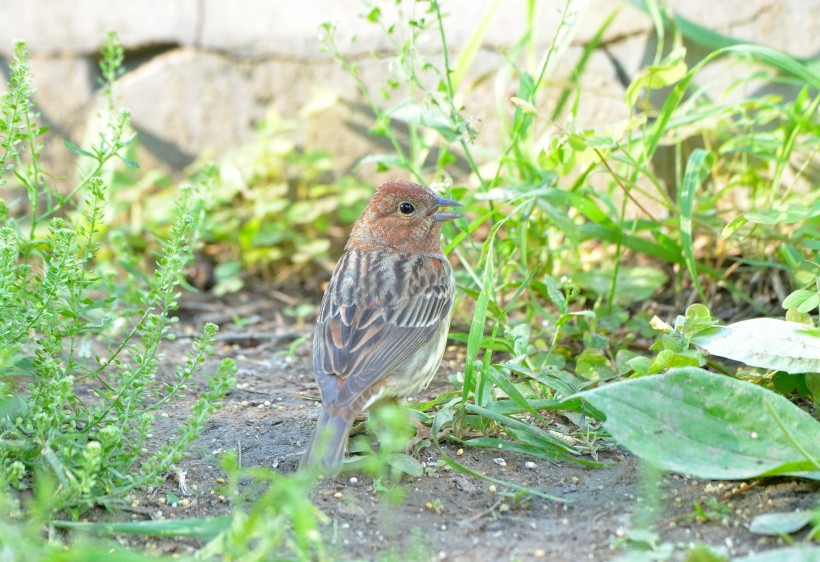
[313,250,453,410]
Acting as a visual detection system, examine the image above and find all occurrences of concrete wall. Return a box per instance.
[0,0,815,180]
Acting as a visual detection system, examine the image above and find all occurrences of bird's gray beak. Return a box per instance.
[430,194,462,222]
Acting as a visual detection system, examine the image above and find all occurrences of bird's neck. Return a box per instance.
[346,226,444,255]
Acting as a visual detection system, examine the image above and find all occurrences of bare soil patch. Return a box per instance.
[96,291,817,561]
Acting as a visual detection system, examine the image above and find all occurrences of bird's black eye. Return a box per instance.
[399,202,415,215]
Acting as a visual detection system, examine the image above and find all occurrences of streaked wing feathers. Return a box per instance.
[314,250,452,409]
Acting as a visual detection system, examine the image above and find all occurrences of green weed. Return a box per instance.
[0,32,236,525]
[321,0,819,501]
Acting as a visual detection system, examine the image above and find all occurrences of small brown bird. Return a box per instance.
[301,180,461,474]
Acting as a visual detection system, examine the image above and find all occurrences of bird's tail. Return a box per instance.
[300,409,353,475]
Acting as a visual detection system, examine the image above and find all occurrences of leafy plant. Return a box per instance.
[580,366,820,479]
[0,33,236,519]
[318,0,819,506]
[120,110,374,295]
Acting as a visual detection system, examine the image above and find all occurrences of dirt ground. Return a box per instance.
[106,291,818,562]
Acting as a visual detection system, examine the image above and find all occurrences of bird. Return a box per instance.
[300,180,461,474]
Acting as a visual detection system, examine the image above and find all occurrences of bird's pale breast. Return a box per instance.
[384,312,451,398]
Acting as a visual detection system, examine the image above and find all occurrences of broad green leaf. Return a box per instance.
[798,293,820,314]
[692,319,820,374]
[783,289,817,310]
[648,348,705,374]
[626,355,653,376]
[579,367,820,480]
[748,510,817,535]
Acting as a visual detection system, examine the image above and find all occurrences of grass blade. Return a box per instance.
[678,148,714,302]
[450,0,501,91]
[53,516,231,539]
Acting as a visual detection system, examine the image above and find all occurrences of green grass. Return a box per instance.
[1,0,818,559]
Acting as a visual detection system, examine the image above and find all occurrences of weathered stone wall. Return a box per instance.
[0,0,815,180]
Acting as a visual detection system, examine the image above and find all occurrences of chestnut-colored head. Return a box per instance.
[347,180,461,254]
